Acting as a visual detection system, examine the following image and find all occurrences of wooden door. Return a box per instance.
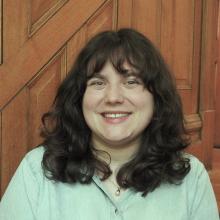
[0,0,118,197]
[0,0,219,210]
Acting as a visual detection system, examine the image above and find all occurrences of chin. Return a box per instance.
[102,135,133,146]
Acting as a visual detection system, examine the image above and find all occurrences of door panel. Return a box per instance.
[67,0,117,71]
[0,0,105,108]
[30,0,68,32]
[1,90,29,195]
[27,48,67,148]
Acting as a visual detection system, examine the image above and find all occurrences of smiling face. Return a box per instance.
[82,61,154,149]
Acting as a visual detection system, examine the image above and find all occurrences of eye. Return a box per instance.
[87,79,106,89]
[124,77,142,88]
[127,79,139,84]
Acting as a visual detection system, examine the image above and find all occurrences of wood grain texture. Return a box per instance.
[1,90,29,196]
[30,0,68,35]
[0,0,2,64]
[117,0,133,28]
[0,113,2,196]
[27,48,66,148]
[161,0,194,85]
[199,0,218,166]
[200,0,218,112]
[131,0,161,46]
[3,0,29,61]
[0,0,105,109]
[214,1,220,147]
[67,27,87,72]
[184,113,202,143]
[31,0,61,23]
[67,0,117,71]
[118,0,161,47]
[199,0,219,210]
[86,0,117,39]
[160,0,202,115]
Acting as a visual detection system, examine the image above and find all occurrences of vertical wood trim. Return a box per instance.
[117,0,133,28]
[214,0,220,147]
[0,112,2,197]
[200,0,219,168]
[112,0,118,30]
[190,0,202,113]
[200,0,218,112]
[201,111,215,169]
[60,46,67,80]
[0,0,2,64]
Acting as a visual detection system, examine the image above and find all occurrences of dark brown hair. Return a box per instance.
[41,28,190,196]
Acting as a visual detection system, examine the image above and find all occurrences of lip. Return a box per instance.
[100,111,132,114]
[100,111,132,124]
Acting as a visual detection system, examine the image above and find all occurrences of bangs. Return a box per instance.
[86,45,143,79]
[84,31,160,93]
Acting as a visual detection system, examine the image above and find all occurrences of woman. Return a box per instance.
[0,28,219,220]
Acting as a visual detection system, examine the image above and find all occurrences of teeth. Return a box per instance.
[104,113,129,118]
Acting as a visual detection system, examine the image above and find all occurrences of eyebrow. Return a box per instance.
[123,71,139,77]
[87,72,104,79]
[87,68,140,81]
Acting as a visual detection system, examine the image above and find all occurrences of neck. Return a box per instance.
[92,135,140,173]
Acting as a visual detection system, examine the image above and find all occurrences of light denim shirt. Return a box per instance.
[0,147,219,220]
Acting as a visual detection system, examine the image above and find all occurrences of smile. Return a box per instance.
[101,112,132,124]
[103,113,130,118]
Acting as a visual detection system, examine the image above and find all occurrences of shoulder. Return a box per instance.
[182,155,219,218]
[182,153,212,197]
[184,153,206,179]
[25,146,45,164]
[20,146,45,179]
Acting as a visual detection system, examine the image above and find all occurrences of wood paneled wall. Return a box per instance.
[0,0,219,210]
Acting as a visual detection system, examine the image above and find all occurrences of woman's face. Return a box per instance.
[82,61,154,148]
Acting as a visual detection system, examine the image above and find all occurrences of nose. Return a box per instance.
[104,84,124,104]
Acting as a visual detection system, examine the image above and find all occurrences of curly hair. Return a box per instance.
[41,28,190,196]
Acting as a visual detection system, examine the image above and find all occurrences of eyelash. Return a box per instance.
[87,80,106,90]
[126,79,140,85]
[87,78,142,88]
[88,80,105,86]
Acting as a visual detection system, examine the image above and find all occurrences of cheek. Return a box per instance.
[82,95,94,129]
[82,97,91,113]
[132,91,154,110]
[82,90,102,116]
[135,95,154,122]
[83,90,95,109]
[82,91,91,118]
[142,96,154,111]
